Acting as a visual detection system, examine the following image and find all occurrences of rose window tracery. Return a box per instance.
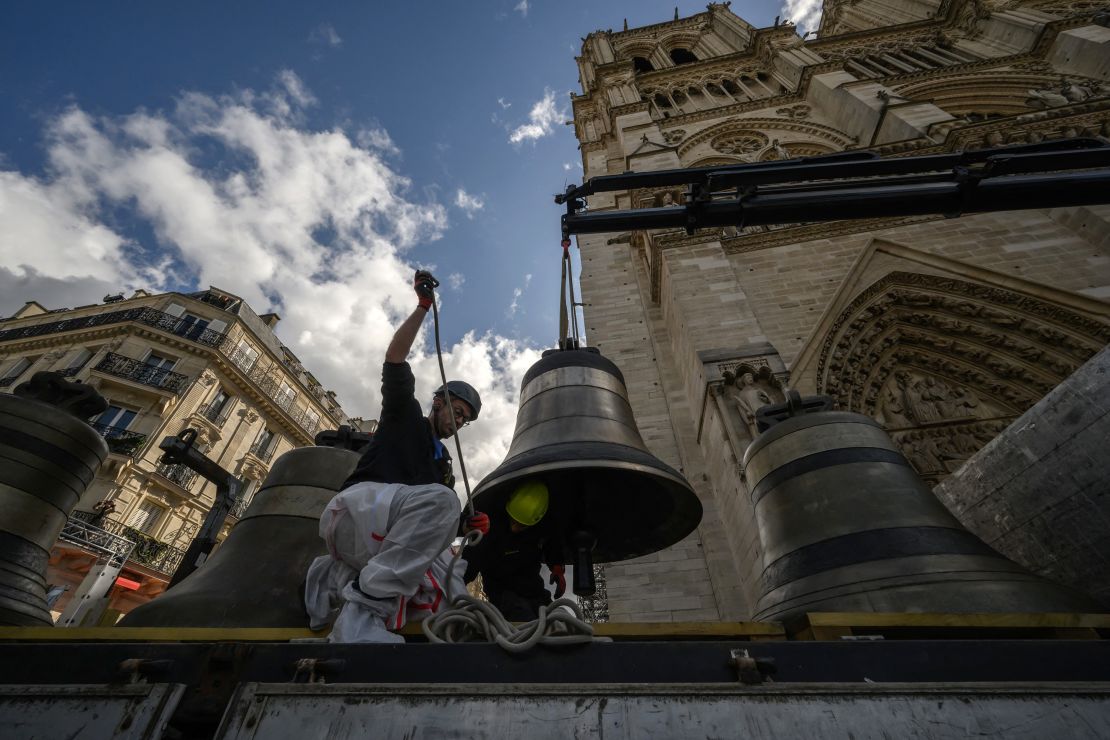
[710,130,768,155]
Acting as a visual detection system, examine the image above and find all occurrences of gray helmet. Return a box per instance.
[435,381,482,420]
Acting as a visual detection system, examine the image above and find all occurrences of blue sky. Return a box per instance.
[0,0,803,480]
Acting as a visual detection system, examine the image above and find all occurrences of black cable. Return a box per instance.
[429,291,474,517]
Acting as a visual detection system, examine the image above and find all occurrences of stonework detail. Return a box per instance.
[815,272,1110,483]
[572,2,1110,620]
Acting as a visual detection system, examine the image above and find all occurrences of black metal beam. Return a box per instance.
[563,170,1110,235]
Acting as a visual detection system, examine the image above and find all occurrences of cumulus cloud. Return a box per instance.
[508,88,564,145]
[454,188,485,219]
[309,22,343,47]
[781,0,823,35]
[514,0,529,18]
[447,272,465,290]
[0,70,541,482]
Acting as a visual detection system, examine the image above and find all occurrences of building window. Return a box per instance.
[143,352,177,371]
[231,339,259,373]
[670,48,697,65]
[633,56,654,73]
[277,381,297,410]
[126,499,166,535]
[251,428,278,461]
[177,313,211,341]
[0,356,38,387]
[97,404,139,434]
[60,347,94,377]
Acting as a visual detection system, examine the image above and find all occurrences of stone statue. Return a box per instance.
[723,370,774,437]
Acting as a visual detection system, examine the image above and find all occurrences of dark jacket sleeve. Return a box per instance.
[380,361,418,420]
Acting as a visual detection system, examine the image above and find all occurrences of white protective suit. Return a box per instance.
[304,480,466,643]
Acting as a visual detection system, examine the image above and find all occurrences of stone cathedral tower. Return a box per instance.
[570,1,1110,621]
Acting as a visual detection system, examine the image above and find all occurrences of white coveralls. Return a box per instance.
[304,480,465,643]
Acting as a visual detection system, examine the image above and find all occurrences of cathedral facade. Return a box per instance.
[569,1,1110,620]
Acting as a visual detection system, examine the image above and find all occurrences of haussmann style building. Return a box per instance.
[0,287,354,622]
[569,1,1110,621]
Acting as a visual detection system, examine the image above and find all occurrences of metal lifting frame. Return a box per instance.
[158,428,247,588]
[557,137,1110,238]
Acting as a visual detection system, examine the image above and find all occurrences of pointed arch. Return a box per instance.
[815,271,1110,483]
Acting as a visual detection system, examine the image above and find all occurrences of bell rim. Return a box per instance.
[474,457,694,497]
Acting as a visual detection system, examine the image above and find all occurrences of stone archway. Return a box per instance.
[815,272,1110,485]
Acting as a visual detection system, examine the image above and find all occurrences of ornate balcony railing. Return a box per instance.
[89,422,147,459]
[248,440,276,463]
[156,461,200,490]
[94,352,190,394]
[57,367,82,378]
[65,512,186,576]
[229,494,253,519]
[59,514,135,568]
[224,348,320,436]
[198,401,233,427]
[0,306,228,348]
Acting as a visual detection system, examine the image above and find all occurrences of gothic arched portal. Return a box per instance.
[815,272,1110,484]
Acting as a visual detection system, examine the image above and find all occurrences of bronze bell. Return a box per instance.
[473,347,702,594]
[744,394,1103,622]
[121,445,361,627]
[0,375,108,626]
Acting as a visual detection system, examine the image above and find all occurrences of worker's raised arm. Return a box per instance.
[384,270,436,364]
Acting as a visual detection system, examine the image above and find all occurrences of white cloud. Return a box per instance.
[781,0,823,35]
[447,272,465,290]
[497,97,512,110]
[0,72,543,483]
[309,22,343,47]
[357,126,401,157]
[514,0,529,18]
[563,162,572,171]
[508,88,564,145]
[507,273,533,317]
[453,188,485,219]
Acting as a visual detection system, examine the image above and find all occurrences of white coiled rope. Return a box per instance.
[421,530,609,652]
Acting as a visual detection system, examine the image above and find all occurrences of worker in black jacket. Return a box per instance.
[305,270,489,643]
[464,480,566,620]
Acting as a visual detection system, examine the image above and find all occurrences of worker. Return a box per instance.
[305,269,489,643]
[464,480,566,620]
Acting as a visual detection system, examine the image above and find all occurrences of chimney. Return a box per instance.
[259,312,281,328]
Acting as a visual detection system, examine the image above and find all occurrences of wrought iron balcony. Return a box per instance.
[59,513,135,568]
[156,461,200,490]
[89,422,148,459]
[56,367,82,378]
[248,440,276,463]
[0,306,228,348]
[94,352,189,393]
[198,400,233,427]
[64,512,186,576]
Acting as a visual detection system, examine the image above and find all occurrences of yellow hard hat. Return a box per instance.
[506,480,549,527]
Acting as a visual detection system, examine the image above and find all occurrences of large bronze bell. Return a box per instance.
[121,445,360,627]
[744,395,1103,622]
[0,375,108,626]
[473,347,702,592]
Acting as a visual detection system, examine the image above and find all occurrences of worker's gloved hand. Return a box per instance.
[549,563,566,598]
[465,512,490,535]
[414,269,437,310]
